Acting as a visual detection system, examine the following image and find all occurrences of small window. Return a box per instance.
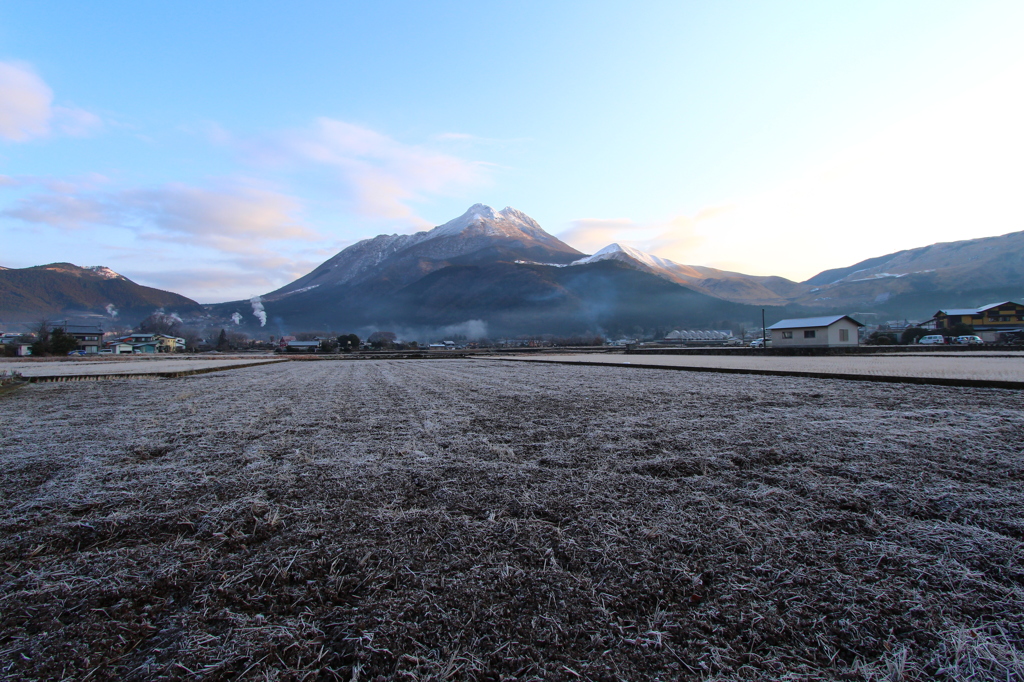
[782,331,793,339]
[839,329,849,342]
[804,330,816,338]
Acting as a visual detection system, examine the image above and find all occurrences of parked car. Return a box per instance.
[918,335,946,344]
[955,335,984,345]
[749,338,771,348]
[98,348,114,354]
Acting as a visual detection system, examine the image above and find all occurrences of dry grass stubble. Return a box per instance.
[0,359,1022,680]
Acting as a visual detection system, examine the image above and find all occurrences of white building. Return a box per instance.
[767,315,864,348]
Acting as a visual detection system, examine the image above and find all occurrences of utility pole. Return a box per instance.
[761,309,766,350]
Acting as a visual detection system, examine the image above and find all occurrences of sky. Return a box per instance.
[2,1,1023,303]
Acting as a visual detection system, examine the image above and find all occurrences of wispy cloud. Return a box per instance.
[558,219,636,254]
[0,61,101,142]
[2,179,317,255]
[244,118,493,228]
[558,213,710,260]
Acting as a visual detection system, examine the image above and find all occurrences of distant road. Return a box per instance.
[495,352,1024,388]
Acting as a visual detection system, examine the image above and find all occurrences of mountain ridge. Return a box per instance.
[0,263,203,328]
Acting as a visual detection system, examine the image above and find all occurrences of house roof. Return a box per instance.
[937,301,1021,316]
[767,315,864,330]
[976,301,1020,311]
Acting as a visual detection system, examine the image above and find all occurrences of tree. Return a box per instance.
[865,331,896,345]
[52,329,80,355]
[29,318,52,356]
[30,322,79,356]
[900,327,928,345]
[180,328,202,352]
[138,311,182,336]
[367,331,396,349]
[216,329,229,350]
[944,323,976,339]
[337,334,360,352]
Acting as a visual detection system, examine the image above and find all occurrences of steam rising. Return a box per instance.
[105,303,119,319]
[441,319,488,340]
[231,312,243,325]
[250,296,267,327]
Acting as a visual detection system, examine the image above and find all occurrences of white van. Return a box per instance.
[918,335,946,344]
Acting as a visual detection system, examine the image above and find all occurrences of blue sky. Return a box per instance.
[2,1,1023,302]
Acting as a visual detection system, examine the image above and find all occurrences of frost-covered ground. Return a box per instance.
[1,359,1022,680]
[502,352,1024,382]
[0,356,286,377]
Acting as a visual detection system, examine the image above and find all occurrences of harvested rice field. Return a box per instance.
[1,359,1022,680]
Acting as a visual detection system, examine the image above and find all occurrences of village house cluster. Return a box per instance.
[1,301,1021,356]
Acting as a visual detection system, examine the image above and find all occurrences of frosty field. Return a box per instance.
[1,359,1022,680]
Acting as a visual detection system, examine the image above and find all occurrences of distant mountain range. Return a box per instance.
[0,263,202,328]
[5,205,1023,335]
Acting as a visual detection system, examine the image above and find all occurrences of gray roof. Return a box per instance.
[767,315,863,330]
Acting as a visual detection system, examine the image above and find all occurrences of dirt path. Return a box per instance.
[1,360,1022,680]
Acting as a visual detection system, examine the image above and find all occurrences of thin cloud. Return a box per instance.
[0,61,102,142]
[558,213,710,260]
[246,118,493,229]
[2,180,318,255]
[558,219,637,254]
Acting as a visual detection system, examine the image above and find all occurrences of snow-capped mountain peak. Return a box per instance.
[571,243,681,272]
[426,203,548,241]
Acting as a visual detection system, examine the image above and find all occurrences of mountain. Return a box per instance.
[209,205,782,336]
[266,204,582,302]
[212,205,1024,336]
[0,263,203,328]
[794,230,1024,316]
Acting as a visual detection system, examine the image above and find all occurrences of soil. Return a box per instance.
[1,359,1022,680]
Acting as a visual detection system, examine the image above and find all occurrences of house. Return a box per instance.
[152,334,186,352]
[107,342,134,354]
[933,301,1024,340]
[120,333,155,344]
[767,315,864,348]
[61,324,104,354]
[132,342,159,354]
[284,340,321,353]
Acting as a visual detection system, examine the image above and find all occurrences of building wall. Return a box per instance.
[772,319,860,348]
